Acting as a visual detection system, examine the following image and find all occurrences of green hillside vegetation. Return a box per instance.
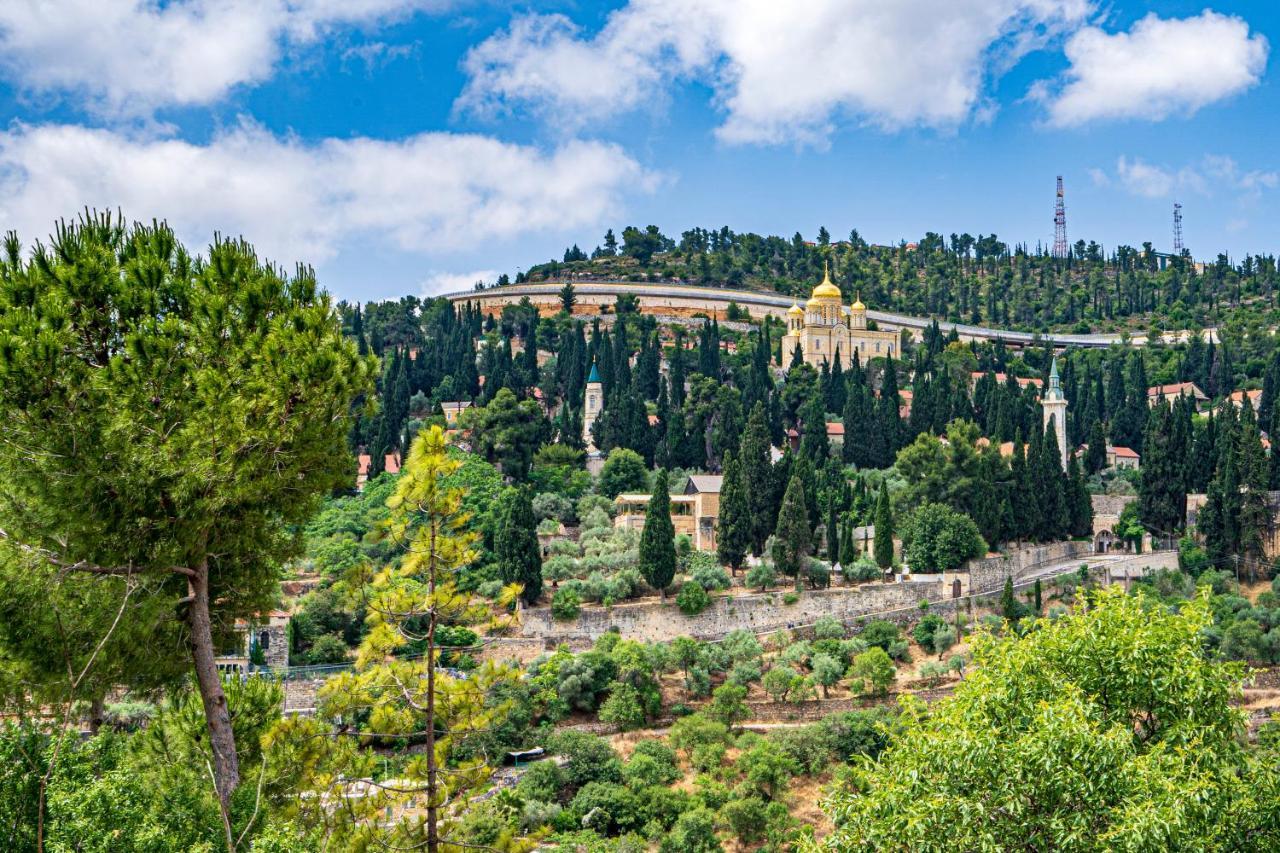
[513,225,1279,336]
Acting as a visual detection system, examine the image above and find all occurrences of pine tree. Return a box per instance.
[774,472,812,590]
[640,470,677,597]
[717,452,751,574]
[873,481,894,570]
[495,487,543,605]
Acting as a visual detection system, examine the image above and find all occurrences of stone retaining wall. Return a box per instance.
[520,541,1097,645]
[965,540,1092,593]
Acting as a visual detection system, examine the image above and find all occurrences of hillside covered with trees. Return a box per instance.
[501,224,1279,336]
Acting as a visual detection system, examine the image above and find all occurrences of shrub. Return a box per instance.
[690,742,727,772]
[745,563,776,591]
[813,615,845,640]
[843,558,881,583]
[669,714,730,755]
[571,782,643,835]
[676,581,711,615]
[476,579,504,599]
[623,752,679,788]
[689,560,732,592]
[912,614,946,648]
[778,641,811,668]
[516,759,565,803]
[919,660,948,687]
[630,740,679,778]
[721,797,768,843]
[859,620,901,654]
[659,807,722,853]
[851,647,896,696]
[806,559,831,589]
[536,517,561,536]
[599,682,648,730]
[541,555,577,582]
[546,538,581,557]
[728,661,762,686]
[782,592,800,605]
[547,730,622,787]
[551,588,582,621]
[533,492,575,523]
[306,633,349,665]
[931,624,957,657]
[762,665,800,703]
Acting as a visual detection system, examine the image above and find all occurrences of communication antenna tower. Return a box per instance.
[1172,202,1184,254]
[1052,176,1068,258]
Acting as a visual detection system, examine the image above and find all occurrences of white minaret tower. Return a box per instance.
[1042,355,1069,471]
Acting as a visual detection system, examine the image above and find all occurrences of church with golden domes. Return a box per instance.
[779,266,899,369]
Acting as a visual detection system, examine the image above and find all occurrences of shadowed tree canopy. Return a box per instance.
[0,213,373,817]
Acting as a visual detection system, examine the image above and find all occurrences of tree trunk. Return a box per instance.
[87,695,105,734]
[187,564,240,819]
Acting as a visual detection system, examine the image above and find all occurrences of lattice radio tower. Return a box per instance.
[1052,175,1068,258]
[1172,202,1184,254]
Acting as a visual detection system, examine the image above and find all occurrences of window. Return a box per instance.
[259,630,270,650]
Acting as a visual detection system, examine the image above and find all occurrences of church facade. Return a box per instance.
[780,268,899,369]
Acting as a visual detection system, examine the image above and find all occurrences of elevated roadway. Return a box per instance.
[443,281,1134,349]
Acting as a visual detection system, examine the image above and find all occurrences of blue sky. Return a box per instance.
[0,1,1276,303]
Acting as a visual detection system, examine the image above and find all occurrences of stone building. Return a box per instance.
[614,474,722,551]
[779,266,898,369]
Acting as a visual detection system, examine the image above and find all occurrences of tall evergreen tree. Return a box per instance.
[799,394,830,463]
[774,472,812,591]
[1137,402,1185,543]
[741,403,775,554]
[495,487,543,605]
[639,470,677,597]
[717,452,751,574]
[873,481,894,570]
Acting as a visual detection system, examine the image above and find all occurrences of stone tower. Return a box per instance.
[583,358,602,449]
[1042,355,1069,471]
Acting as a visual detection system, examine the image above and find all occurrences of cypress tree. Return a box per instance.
[826,500,840,562]
[1085,419,1107,474]
[1000,577,1017,621]
[740,403,775,554]
[717,452,751,574]
[1039,421,1068,540]
[799,394,829,463]
[873,481,894,570]
[1066,454,1093,538]
[1033,578,1043,613]
[495,487,543,605]
[639,469,677,597]
[774,472,812,590]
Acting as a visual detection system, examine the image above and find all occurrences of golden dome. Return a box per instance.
[805,296,822,309]
[787,302,804,315]
[851,291,865,311]
[811,263,842,300]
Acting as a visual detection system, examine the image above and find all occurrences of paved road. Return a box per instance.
[444,281,1145,348]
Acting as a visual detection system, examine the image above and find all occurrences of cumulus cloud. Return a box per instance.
[0,0,450,115]
[1039,11,1268,126]
[1102,153,1274,200]
[421,269,499,295]
[0,123,656,266]
[457,0,1093,145]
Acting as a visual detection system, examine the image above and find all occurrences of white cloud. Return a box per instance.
[1203,154,1278,197]
[457,0,1094,145]
[1114,156,1177,198]
[0,1,449,116]
[1039,11,1268,127]
[0,122,657,266]
[422,269,498,295]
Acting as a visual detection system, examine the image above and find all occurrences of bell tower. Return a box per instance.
[1042,355,1069,471]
